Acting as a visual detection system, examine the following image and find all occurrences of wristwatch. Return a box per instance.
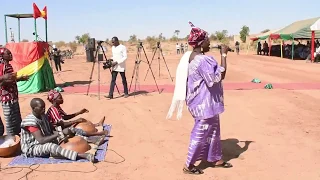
[222,53,227,57]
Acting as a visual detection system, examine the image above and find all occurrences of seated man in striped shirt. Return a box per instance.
[46,90,108,137]
[20,98,95,162]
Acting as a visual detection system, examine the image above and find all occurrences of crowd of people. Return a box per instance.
[256,39,320,60]
[176,42,189,54]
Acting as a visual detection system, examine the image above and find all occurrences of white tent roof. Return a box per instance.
[310,18,320,31]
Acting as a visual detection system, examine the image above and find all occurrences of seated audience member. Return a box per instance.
[46,90,108,137]
[20,98,95,162]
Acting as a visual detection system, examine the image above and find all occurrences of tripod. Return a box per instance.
[144,42,173,82]
[86,43,120,99]
[129,42,160,97]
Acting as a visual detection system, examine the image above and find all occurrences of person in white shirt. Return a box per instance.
[176,43,180,54]
[106,37,129,99]
[315,44,320,57]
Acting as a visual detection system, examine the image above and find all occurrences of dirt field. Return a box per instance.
[1,48,320,180]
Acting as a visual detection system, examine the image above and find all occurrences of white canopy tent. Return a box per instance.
[310,18,320,61]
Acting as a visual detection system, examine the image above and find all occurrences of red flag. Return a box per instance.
[42,6,47,19]
[33,3,41,19]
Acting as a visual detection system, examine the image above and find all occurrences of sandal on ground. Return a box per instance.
[213,161,233,168]
[183,167,204,175]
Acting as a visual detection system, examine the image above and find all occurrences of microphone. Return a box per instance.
[211,45,234,52]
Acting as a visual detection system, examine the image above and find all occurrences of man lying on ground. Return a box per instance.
[46,90,108,137]
[20,98,95,162]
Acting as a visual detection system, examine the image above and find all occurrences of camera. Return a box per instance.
[102,59,113,70]
[53,47,58,51]
[97,40,104,45]
[139,42,143,46]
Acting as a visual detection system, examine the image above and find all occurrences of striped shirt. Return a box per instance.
[20,114,55,157]
[46,105,67,126]
[0,62,18,103]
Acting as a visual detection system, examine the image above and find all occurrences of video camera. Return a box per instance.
[212,45,234,52]
[97,40,104,45]
[102,59,113,70]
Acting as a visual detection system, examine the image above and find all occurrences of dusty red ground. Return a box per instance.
[1,49,320,180]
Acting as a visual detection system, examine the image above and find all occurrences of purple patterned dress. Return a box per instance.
[185,54,225,167]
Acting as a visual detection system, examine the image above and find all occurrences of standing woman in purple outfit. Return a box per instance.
[167,22,232,175]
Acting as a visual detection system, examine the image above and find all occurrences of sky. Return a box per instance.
[1,0,319,45]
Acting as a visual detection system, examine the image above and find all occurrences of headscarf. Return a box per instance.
[167,22,209,120]
[187,22,209,48]
[0,48,7,60]
[47,90,60,103]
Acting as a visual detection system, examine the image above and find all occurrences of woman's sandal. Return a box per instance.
[213,161,233,168]
[183,167,204,175]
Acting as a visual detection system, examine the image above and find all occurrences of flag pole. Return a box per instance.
[45,19,48,42]
[34,18,37,41]
[4,15,8,43]
[18,18,21,42]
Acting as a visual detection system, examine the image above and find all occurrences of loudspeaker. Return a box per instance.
[86,49,94,62]
[88,38,96,51]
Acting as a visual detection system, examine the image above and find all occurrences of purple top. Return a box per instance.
[186,54,225,121]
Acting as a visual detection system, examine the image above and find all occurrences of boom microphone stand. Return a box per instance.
[129,42,160,97]
[144,41,173,82]
[86,41,120,100]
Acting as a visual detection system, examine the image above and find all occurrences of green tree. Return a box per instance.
[215,30,228,42]
[174,30,180,39]
[75,33,90,44]
[239,25,250,43]
[145,36,157,49]
[129,34,137,43]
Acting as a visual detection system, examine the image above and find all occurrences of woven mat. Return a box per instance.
[8,124,111,166]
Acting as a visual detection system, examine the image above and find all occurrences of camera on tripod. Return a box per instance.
[102,59,113,70]
[139,42,143,47]
[97,40,104,45]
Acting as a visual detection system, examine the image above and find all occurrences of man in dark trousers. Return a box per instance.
[105,37,129,99]
[52,49,63,72]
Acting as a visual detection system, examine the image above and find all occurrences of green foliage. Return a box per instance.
[170,35,179,42]
[75,33,90,44]
[129,34,138,43]
[239,25,250,43]
[215,30,228,42]
[145,36,157,49]
[174,30,180,38]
